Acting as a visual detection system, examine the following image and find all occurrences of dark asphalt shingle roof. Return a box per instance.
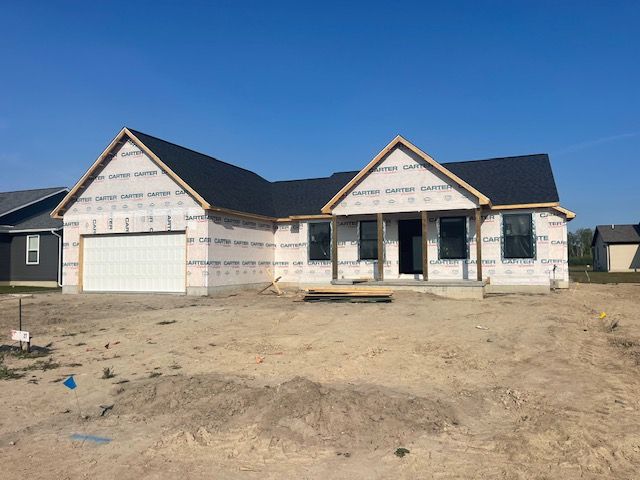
[593,224,640,245]
[0,187,67,218]
[6,209,63,230]
[128,129,561,218]
[129,130,275,216]
[444,154,559,205]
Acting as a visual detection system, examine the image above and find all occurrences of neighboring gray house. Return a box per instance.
[592,224,640,272]
[0,187,68,287]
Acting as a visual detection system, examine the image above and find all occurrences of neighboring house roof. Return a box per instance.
[5,209,63,231]
[0,187,67,232]
[53,127,571,219]
[592,224,640,246]
[0,187,68,218]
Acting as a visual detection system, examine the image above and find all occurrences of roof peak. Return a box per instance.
[127,128,270,182]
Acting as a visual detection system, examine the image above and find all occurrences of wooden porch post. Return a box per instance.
[377,213,384,281]
[475,208,483,281]
[421,211,429,281]
[331,215,338,280]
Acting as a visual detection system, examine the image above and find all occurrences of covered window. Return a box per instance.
[359,220,378,260]
[503,213,534,259]
[439,217,467,259]
[308,222,331,261]
[26,235,40,265]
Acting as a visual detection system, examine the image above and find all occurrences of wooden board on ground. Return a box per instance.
[303,287,393,303]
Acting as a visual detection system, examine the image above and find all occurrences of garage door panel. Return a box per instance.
[83,233,186,293]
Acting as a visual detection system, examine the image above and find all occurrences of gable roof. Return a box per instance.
[0,187,68,218]
[53,128,570,220]
[128,129,275,217]
[593,224,640,245]
[321,135,491,213]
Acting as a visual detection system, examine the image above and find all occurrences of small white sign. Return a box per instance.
[11,330,30,342]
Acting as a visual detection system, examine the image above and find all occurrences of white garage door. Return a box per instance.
[83,233,186,293]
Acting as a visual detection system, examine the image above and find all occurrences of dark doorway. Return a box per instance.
[398,219,423,274]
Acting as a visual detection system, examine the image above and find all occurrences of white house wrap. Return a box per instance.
[53,128,575,296]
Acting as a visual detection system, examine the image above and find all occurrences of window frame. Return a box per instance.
[307,221,332,261]
[358,220,379,261]
[26,234,40,265]
[501,213,535,259]
[438,216,468,260]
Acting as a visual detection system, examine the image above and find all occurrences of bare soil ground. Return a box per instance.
[1,283,639,479]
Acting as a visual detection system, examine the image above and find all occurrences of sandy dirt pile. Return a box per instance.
[115,374,454,451]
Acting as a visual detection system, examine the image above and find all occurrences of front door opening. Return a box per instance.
[398,219,422,274]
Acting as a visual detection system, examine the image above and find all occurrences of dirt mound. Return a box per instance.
[115,374,455,449]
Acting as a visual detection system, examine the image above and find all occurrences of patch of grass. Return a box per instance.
[601,318,620,333]
[157,320,177,325]
[569,266,640,284]
[0,357,24,380]
[6,347,50,359]
[149,371,162,378]
[102,367,115,379]
[21,358,60,372]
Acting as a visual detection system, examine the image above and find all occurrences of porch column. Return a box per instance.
[475,208,483,281]
[377,213,384,281]
[421,211,428,281]
[331,215,338,280]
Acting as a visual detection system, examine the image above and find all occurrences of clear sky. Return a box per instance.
[1,1,638,230]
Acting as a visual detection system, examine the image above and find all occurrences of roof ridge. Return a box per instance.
[443,153,548,165]
[127,128,271,183]
[597,223,640,228]
[273,172,358,184]
[0,186,67,195]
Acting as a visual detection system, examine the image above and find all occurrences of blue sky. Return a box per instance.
[1,1,638,230]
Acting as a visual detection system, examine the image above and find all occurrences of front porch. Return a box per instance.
[330,278,486,299]
[330,208,484,280]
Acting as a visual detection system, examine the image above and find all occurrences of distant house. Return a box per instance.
[0,188,68,287]
[592,224,640,272]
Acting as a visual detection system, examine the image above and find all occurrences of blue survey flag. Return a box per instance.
[63,376,77,390]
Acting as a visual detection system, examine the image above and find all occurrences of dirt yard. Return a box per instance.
[1,284,639,479]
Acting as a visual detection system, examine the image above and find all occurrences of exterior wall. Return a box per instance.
[593,236,607,271]
[274,221,333,283]
[332,145,478,215]
[608,244,640,272]
[202,214,275,291]
[61,139,205,293]
[9,232,60,282]
[0,234,10,281]
[479,208,568,286]
[274,208,569,287]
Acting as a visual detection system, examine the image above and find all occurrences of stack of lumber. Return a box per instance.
[303,287,393,303]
